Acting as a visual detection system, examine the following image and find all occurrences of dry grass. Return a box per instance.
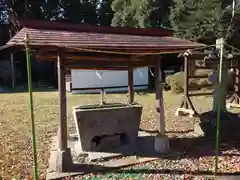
[0,90,239,179]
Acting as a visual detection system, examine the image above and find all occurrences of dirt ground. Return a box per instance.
[0,90,239,179]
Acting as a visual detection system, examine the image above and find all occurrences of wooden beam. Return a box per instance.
[71,84,148,91]
[188,92,213,97]
[35,53,154,63]
[64,59,156,67]
[154,60,165,135]
[65,64,155,71]
[185,52,240,61]
[66,66,130,71]
[9,30,15,88]
[35,54,131,62]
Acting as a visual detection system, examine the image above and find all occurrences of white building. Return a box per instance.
[67,68,149,94]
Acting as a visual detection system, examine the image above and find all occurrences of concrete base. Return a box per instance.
[175,108,195,118]
[56,148,73,172]
[154,134,169,154]
[193,123,204,137]
[88,145,134,162]
[197,111,240,140]
[227,102,240,109]
[46,132,173,179]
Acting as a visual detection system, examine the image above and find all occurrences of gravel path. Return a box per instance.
[0,91,239,179]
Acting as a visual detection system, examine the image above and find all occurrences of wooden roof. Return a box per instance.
[1,19,205,70]
[16,19,173,37]
[8,27,203,52]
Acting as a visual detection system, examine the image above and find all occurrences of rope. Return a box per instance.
[224,43,240,53]
[178,44,216,57]
[138,69,144,78]
[96,71,103,79]
[149,68,154,77]
[65,45,211,56]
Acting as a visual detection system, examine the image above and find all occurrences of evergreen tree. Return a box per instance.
[111,0,172,28]
[170,0,233,43]
[98,0,114,25]
[111,0,138,27]
[149,0,173,28]
[81,0,98,24]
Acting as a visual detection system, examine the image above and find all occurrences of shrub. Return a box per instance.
[166,72,184,94]
[166,70,235,94]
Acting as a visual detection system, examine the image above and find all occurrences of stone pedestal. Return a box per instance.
[209,63,228,112]
[56,148,73,172]
[195,111,240,143]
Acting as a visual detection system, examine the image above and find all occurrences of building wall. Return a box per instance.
[71,68,149,93]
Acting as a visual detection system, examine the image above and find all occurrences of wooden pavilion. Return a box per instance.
[0,19,204,172]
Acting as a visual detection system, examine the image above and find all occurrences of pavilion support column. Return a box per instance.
[128,67,134,104]
[56,54,73,172]
[154,60,169,154]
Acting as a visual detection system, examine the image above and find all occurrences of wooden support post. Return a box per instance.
[176,55,197,117]
[184,56,189,109]
[56,54,72,172]
[154,61,165,135]
[184,56,189,105]
[9,29,15,88]
[100,88,105,105]
[128,68,134,104]
[10,52,15,88]
[58,55,68,151]
[154,60,169,153]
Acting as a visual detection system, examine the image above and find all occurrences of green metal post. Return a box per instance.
[215,38,224,177]
[25,33,38,180]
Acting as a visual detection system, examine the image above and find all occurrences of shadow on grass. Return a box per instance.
[50,135,240,179]
[71,88,155,95]
[64,163,240,180]
[74,135,240,164]
[0,87,57,94]
[96,168,240,177]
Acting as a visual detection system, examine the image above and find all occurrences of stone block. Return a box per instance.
[73,103,142,152]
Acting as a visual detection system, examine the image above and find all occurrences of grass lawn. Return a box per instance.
[0,90,239,179]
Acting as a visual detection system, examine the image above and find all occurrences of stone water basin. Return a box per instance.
[72,103,142,152]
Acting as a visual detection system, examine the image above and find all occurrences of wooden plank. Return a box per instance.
[67,66,130,71]
[196,66,237,69]
[195,66,215,70]
[71,84,148,91]
[188,92,213,97]
[102,157,158,168]
[35,53,131,62]
[189,75,209,78]
[187,53,210,60]
[64,60,155,65]
[64,62,155,70]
